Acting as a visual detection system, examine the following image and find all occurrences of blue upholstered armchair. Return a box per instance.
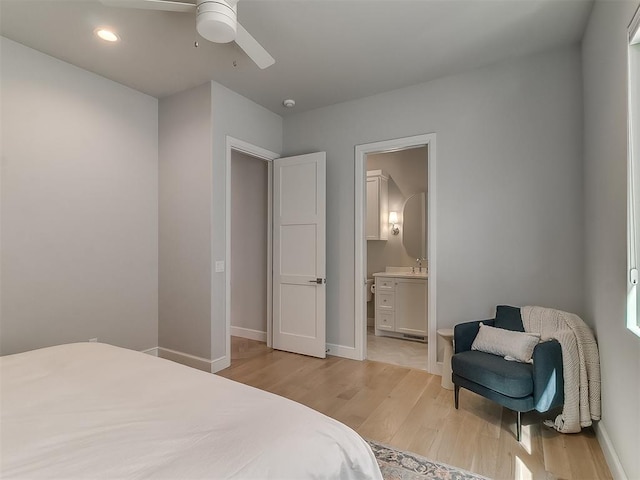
[451,306,564,441]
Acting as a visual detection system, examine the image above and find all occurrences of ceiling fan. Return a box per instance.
[100,0,275,69]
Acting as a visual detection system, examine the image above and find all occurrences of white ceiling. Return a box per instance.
[0,0,593,116]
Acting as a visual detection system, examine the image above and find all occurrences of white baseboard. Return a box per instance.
[230,326,267,342]
[326,343,361,360]
[594,421,628,480]
[141,347,158,356]
[157,347,230,374]
[210,355,230,373]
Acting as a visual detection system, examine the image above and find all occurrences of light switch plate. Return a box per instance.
[215,261,225,273]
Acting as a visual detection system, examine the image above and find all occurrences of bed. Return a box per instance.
[1,342,383,479]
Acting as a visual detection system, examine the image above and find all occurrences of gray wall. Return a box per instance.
[159,81,281,363]
[366,147,428,277]
[158,83,213,359]
[582,2,640,478]
[210,82,282,360]
[283,47,585,348]
[230,150,268,334]
[0,38,158,354]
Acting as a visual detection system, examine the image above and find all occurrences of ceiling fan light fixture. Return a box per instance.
[94,28,119,42]
[98,0,273,68]
[196,0,237,43]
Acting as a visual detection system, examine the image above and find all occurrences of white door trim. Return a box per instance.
[225,137,279,364]
[354,133,438,374]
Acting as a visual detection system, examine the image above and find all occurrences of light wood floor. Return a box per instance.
[218,337,612,480]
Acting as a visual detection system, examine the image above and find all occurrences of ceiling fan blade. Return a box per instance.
[100,0,196,13]
[235,23,275,69]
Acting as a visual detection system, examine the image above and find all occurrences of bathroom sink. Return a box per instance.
[373,272,427,278]
[372,268,427,279]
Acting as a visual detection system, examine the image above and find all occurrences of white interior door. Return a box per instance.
[273,152,326,358]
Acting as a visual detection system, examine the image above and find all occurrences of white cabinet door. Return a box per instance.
[366,178,380,240]
[273,152,326,358]
[365,172,388,240]
[395,279,428,336]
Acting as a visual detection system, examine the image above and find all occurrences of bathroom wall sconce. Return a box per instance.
[389,211,400,235]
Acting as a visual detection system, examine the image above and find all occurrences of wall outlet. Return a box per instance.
[89,337,98,343]
[215,260,225,273]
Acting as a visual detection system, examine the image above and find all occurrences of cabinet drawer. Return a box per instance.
[376,292,395,310]
[376,311,394,331]
[376,278,395,291]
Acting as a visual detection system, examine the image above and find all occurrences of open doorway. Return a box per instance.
[365,147,428,370]
[230,149,270,343]
[225,137,279,363]
[354,133,437,374]
[225,138,327,364]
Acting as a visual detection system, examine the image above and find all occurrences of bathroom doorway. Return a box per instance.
[364,147,428,370]
[354,133,437,374]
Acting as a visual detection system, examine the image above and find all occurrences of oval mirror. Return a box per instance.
[402,192,426,259]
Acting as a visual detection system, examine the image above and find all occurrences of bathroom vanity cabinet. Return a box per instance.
[366,170,389,240]
[374,275,428,338]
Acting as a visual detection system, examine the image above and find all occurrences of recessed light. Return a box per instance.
[95,28,119,43]
[283,99,295,108]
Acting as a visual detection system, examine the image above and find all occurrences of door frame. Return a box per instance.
[354,133,438,374]
[225,136,279,360]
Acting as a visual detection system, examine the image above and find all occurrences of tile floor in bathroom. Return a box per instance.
[366,326,428,371]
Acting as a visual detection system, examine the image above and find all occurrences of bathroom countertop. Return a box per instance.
[372,271,427,279]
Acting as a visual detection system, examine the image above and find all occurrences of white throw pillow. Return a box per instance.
[471,323,540,363]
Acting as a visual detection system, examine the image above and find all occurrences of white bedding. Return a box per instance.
[1,343,382,479]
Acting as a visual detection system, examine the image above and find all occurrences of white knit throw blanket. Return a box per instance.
[521,306,601,433]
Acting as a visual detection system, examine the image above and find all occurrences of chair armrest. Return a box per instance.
[454,319,495,353]
[532,339,564,412]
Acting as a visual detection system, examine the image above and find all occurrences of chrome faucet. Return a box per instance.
[416,258,422,273]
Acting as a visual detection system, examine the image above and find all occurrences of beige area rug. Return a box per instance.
[367,439,490,480]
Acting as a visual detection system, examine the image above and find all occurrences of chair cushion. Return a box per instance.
[471,323,540,363]
[452,350,534,398]
[495,305,524,332]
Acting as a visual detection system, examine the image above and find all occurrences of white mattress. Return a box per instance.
[1,343,382,479]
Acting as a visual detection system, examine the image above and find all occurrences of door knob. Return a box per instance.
[308,278,325,284]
